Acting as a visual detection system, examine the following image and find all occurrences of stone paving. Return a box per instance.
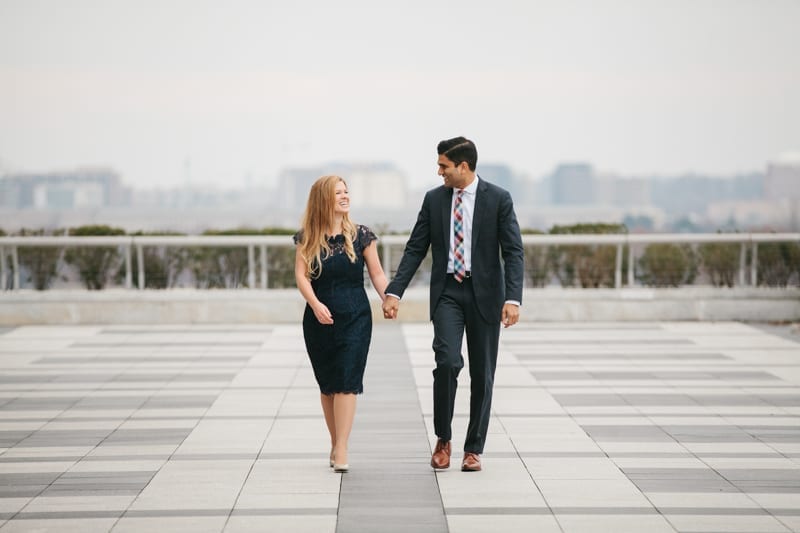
[0,321,798,532]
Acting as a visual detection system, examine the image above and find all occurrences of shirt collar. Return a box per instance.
[457,176,479,195]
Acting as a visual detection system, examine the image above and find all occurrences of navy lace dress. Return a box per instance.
[294,225,377,395]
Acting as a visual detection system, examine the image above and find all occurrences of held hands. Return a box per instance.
[501,303,520,328]
[312,302,334,325]
[382,295,400,320]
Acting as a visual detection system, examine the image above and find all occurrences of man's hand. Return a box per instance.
[501,303,519,328]
[382,295,400,320]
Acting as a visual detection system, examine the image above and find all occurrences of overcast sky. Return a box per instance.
[1,0,798,190]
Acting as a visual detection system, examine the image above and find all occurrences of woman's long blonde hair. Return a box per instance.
[297,175,357,279]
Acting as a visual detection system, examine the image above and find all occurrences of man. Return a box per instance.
[382,136,524,472]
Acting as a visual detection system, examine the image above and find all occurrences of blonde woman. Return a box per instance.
[294,175,388,472]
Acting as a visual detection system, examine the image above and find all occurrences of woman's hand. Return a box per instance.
[312,302,334,325]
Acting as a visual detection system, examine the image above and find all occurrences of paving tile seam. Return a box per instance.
[219,361,301,533]
[102,343,288,532]
[2,506,799,522]
[0,509,340,521]
[490,416,563,526]
[482,332,798,532]
[444,506,800,516]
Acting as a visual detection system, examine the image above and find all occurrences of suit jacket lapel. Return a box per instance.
[471,177,486,252]
[441,187,453,248]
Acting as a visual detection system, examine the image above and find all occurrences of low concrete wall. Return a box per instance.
[1,287,798,325]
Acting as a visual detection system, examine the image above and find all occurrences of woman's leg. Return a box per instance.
[320,393,336,461]
[332,393,357,465]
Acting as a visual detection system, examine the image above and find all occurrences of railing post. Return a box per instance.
[0,246,6,291]
[137,244,145,290]
[11,246,20,290]
[739,243,747,287]
[247,245,255,289]
[750,242,758,287]
[124,243,133,289]
[260,245,268,289]
[614,243,622,289]
[627,242,634,287]
[382,240,392,277]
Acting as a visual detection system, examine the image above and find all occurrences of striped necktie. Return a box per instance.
[453,189,466,283]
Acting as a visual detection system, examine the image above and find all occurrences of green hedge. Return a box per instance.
[757,241,800,287]
[637,243,698,287]
[64,225,126,290]
[17,228,66,290]
[697,240,739,288]
[4,226,798,289]
[191,228,296,289]
[548,223,628,288]
[118,231,189,289]
[521,229,549,287]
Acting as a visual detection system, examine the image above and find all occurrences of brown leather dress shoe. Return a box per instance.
[461,452,482,472]
[431,439,451,469]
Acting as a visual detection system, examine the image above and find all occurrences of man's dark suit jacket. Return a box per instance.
[386,178,524,324]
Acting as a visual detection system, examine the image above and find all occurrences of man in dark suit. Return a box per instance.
[382,136,524,472]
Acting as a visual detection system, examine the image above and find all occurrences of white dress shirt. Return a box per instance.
[447,177,478,274]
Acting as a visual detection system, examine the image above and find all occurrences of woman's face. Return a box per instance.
[333,180,350,216]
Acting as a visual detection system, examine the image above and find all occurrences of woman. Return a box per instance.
[294,175,388,472]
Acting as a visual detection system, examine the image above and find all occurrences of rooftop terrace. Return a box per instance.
[0,321,798,532]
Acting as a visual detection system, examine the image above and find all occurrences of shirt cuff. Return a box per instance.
[505,300,521,307]
[386,293,401,300]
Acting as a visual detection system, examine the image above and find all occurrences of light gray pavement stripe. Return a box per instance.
[5,451,795,463]
[335,324,448,533]
[5,507,800,521]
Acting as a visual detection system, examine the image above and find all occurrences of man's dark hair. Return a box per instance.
[437,137,477,171]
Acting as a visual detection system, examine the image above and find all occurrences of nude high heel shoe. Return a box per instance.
[333,450,348,472]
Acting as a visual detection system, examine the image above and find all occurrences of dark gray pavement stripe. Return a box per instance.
[336,324,447,533]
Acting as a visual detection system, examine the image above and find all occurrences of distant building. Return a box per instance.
[0,168,130,209]
[478,163,535,204]
[550,163,595,205]
[477,163,515,192]
[277,162,409,212]
[594,174,651,208]
[765,153,800,201]
[649,173,763,216]
[765,153,800,230]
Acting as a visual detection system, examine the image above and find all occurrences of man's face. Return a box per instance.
[437,154,469,189]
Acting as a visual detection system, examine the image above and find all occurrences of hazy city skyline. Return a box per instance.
[1,0,799,190]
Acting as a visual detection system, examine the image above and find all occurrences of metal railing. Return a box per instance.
[1,233,799,291]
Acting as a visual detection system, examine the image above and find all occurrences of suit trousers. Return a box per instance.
[431,275,501,454]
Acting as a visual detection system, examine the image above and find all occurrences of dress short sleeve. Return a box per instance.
[357,225,377,250]
[293,230,303,245]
